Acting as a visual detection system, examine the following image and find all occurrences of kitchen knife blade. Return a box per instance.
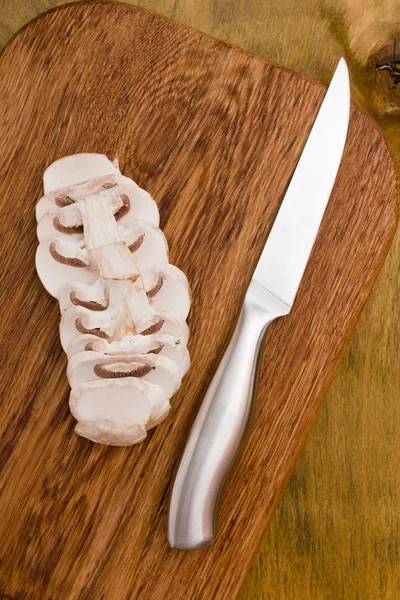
[253,58,350,306]
[168,58,350,550]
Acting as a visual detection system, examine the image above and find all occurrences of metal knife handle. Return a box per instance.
[168,280,290,550]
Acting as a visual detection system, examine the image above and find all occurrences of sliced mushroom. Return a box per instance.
[107,184,160,229]
[70,292,107,311]
[66,332,160,358]
[137,309,189,345]
[38,183,159,242]
[60,306,117,353]
[55,194,75,208]
[67,334,108,357]
[114,194,130,220]
[143,264,190,319]
[58,279,107,313]
[89,333,190,376]
[36,195,125,243]
[36,173,134,221]
[121,220,169,271]
[74,420,148,446]
[36,239,97,299]
[69,378,168,445]
[94,362,153,379]
[104,277,152,339]
[128,234,144,253]
[37,209,85,243]
[91,242,140,280]
[147,276,164,299]
[36,153,191,446]
[49,242,87,268]
[43,153,121,194]
[68,351,181,396]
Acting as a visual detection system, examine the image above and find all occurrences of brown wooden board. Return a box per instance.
[0,2,397,599]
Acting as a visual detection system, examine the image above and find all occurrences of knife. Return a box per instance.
[168,58,350,550]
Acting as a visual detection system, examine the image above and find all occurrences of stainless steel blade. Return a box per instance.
[253,58,350,307]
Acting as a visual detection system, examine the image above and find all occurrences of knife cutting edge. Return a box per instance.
[168,58,350,550]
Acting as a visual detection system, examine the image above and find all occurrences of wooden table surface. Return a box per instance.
[1,2,399,599]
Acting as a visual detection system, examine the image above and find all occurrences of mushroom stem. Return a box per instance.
[105,278,151,339]
[76,195,120,249]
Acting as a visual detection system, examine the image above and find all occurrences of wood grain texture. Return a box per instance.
[0,2,398,599]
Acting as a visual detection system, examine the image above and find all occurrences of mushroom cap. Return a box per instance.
[67,351,182,396]
[43,153,120,194]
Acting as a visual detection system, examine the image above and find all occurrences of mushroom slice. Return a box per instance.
[106,184,160,228]
[36,239,96,299]
[74,420,148,446]
[36,173,134,221]
[58,279,106,312]
[43,153,120,194]
[146,401,171,430]
[143,264,190,319]
[137,309,189,345]
[69,378,168,445]
[121,221,169,271]
[72,334,159,358]
[145,334,190,375]
[68,351,181,396]
[36,195,125,243]
[60,306,116,353]
[92,333,190,376]
[67,334,106,356]
[37,184,156,233]
[37,208,85,243]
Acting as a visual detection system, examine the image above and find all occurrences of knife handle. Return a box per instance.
[168,279,290,550]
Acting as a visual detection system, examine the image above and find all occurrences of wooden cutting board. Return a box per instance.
[0,2,397,599]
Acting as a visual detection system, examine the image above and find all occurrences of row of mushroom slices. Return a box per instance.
[35,153,190,446]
